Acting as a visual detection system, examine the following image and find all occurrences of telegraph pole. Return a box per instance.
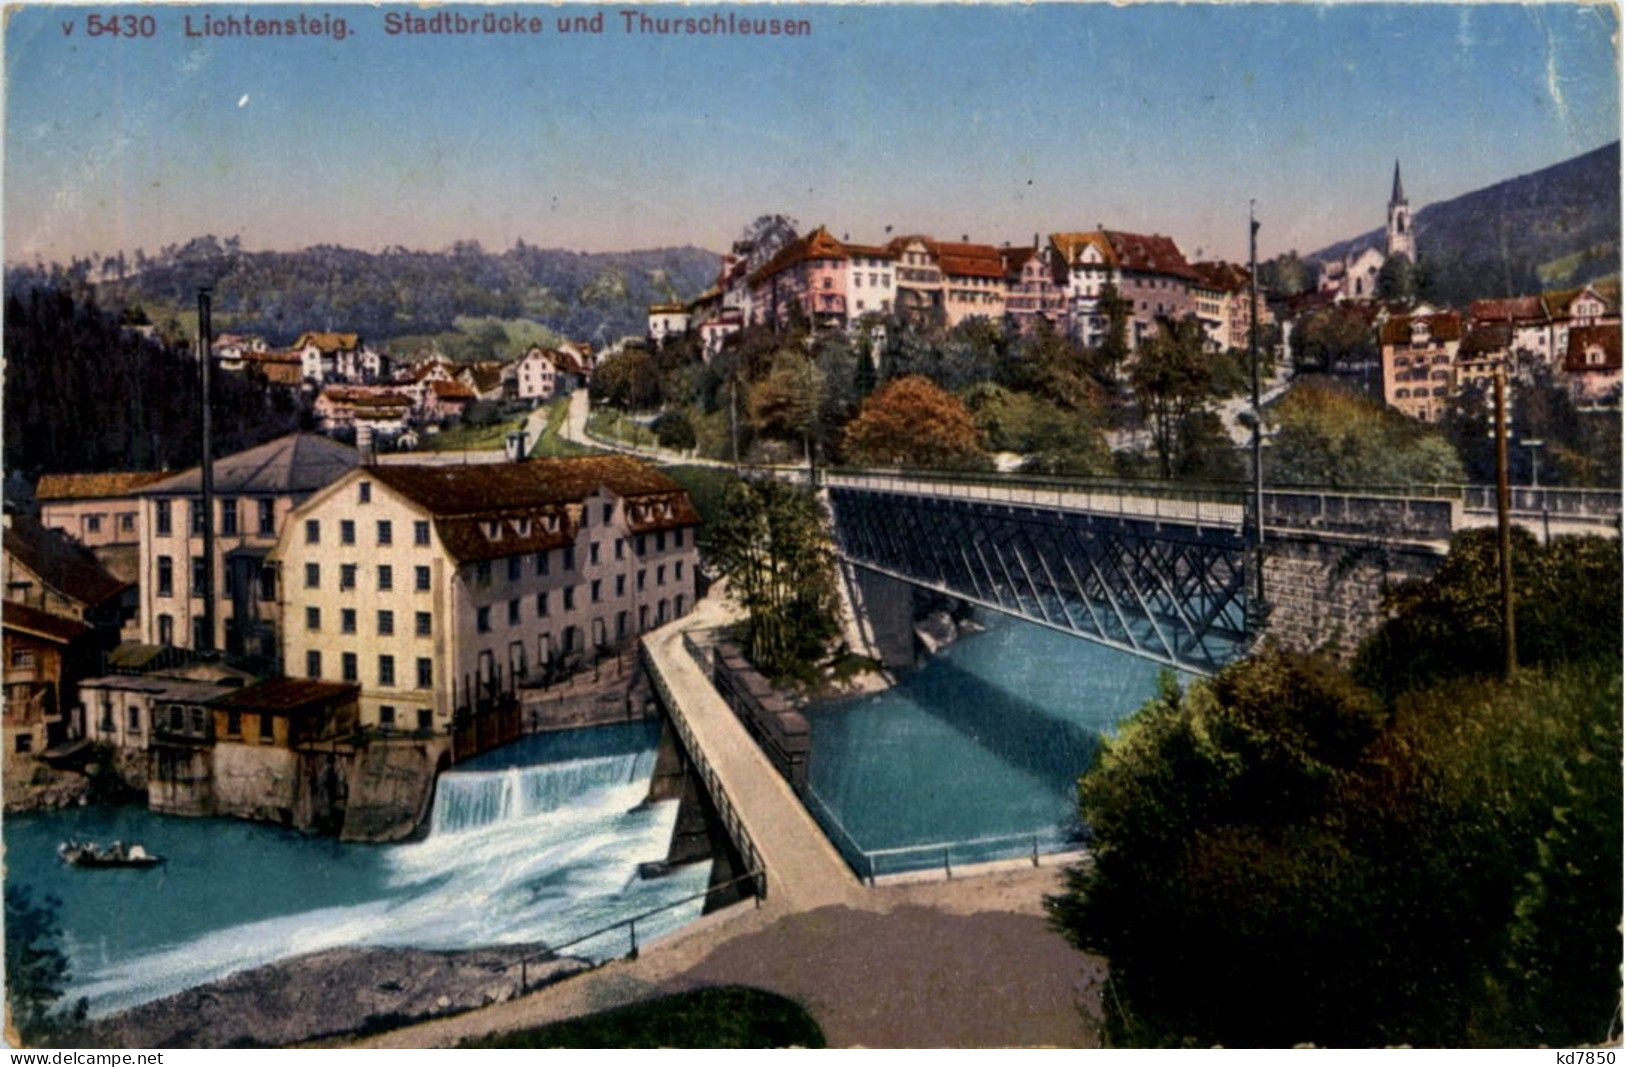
[1248,203,1266,613]
[1493,365,1517,678]
[197,288,217,655]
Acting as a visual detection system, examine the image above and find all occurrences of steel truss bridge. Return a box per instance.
[812,468,1621,676]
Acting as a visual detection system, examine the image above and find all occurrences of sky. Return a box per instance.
[3,2,1619,266]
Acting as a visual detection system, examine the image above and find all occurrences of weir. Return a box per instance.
[430,750,657,835]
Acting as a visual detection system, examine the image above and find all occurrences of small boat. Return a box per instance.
[57,839,164,869]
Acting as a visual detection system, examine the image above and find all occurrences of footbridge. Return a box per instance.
[814,468,1621,676]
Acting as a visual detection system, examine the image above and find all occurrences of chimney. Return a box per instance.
[356,422,375,462]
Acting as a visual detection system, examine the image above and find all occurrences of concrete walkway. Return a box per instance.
[643,595,861,914]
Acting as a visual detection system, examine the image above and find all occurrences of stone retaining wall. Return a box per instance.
[1261,534,1445,663]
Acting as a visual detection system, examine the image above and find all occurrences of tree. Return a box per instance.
[652,410,696,451]
[1129,317,1212,478]
[1376,254,1419,302]
[746,353,825,461]
[1265,378,1464,487]
[963,383,1112,476]
[840,375,988,470]
[1291,306,1380,387]
[1353,527,1622,700]
[734,215,800,272]
[1096,281,1132,381]
[5,887,87,1045]
[1257,251,1316,299]
[704,478,840,681]
[591,347,662,410]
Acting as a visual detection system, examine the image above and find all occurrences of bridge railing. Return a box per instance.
[1460,485,1623,519]
[640,637,767,896]
[799,781,1083,884]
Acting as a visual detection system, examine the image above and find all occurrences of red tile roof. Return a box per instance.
[1102,230,1197,280]
[1190,261,1253,294]
[3,515,129,609]
[209,678,359,714]
[1,600,93,644]
[365,457,700,563]
[1469,296,1548,325]
[294,331,361,353]
[749,225,850,286]
[1564,324,1622,373]
[1049,232,1116,268]
[36,471,170,501]
[932,241,1005,280]
[429,380,476,401]
[1379,311,1464,346]
[1000,246,1037,274]
[1459,322,1513,358]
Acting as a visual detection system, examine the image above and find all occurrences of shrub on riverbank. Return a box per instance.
[1048,653,1621,1047]
[461,985,825,1048]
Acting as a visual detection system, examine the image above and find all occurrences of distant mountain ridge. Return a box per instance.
[5,240,723,348]
[1306,141,1620,305]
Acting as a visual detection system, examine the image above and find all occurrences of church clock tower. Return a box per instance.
[1386,159,1414,261]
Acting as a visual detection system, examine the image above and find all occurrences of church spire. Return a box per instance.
[1391,159,1406,205]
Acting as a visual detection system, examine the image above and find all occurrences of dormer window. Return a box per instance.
[1586,345,1607,367]
[515,519,531,538]
[486,521,502,540]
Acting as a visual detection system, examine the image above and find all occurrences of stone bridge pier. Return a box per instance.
[1259,534,1445,663]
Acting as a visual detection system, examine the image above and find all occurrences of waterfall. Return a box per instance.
[429,749,658,836]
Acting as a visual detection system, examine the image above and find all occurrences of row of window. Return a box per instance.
[154,556,272,600]
[304,562,419,592]
[305,517,430,547]
[306,650,433,689]
[474,563,683,633]
[307,607,432,637]
[155,497,277,538]
[75,511,137,536]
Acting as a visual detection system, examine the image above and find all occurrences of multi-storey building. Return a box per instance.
[294,332,388,385]
[1190,261,1273,354]
[1380,311,1463,422]
[1050,231,1119,348]
[1562,324,1622,408]
[889,235,946,325]
[934,241,1006,326]
[37,471,172,583]
[1051,230,1198,350]
[749,226,852,329]
[844,244,897,321]
[271,456,700,733]
[1001,242,1066,335]
[510,346,562,402]
[647,303,690,346]
[1467,296,1552,364]
[135,434,360,660]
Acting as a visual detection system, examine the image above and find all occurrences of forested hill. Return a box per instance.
[1306,141,1620,305]
[4,240,721,347]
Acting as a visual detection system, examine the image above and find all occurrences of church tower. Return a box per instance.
[1386,159,1414,261]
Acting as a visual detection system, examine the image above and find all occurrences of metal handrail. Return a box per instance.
[513,869,765,991]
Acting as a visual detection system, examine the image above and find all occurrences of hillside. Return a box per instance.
[4,240,721,350]
[1307,141,1619,305]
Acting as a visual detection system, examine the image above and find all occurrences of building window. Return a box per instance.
[259,713,274,745]
[358,480,372,504]
[86,514,102,534]
[306,650,322,678]
[377,520,392,546]
[341,520,356,545]
[413,520,431,546]
[378,565,393,591]
[305,563,320,589]
[157,556,174,597]
[637,569,646,591]
[508,598,520,625]
[657,564,666,586]
[536,591,549,618]
[535,551,549,576]
[656,531,666,552]
[227,710,242,736]
[305,519,320,544]
[156,500,172,536]
[378,656,395,687]
[220,499,238,536]
[258,499,276,535]
[378,610,394,636]
[563,586,575,611]
[616,574,625,597]
[563,547,575,571]
[475,561,492,586]
[591,579,602,603]
[615,539,624,561]
[477,607,491,633]
[590,542,600,565]
[306,606,321,631]
[342,608,357,634]
[415,611,431,636]
[158,614,174,645]
[676,594,686,616]
[416,565,431,592]
[675,529,684,548]
[341,564,357,591]
[191,500,206,535]
[342,652,358,682]
[380,705,396,728]
[508,557,522,582]
[602,503,613,525]
[417,708,432,731]
[675,561,684,582]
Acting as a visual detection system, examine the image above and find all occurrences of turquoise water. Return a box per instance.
[2,721,712,1018]
[805,613,1184,875]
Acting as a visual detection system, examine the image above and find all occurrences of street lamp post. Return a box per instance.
[1247,202,1266,619]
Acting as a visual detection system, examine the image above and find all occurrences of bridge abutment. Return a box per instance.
[1260,534,1444,663]
[841,562,919,671]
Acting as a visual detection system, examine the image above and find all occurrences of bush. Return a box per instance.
[652,409,697,451]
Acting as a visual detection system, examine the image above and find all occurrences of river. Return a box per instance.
[1,720,711,1018]
[804,611,1186,876]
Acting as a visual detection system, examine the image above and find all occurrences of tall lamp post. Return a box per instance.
[1493,365,1517,679]
[1247,202,1267,619]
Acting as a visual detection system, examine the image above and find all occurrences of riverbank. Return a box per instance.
[67,944,589,1049]
[347,864,1103,1048]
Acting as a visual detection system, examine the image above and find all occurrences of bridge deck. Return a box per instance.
[645,598,860,912]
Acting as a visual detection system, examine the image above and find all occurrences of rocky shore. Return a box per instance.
[68,944,590,1049]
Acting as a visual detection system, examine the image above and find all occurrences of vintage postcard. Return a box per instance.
[2,0,1620,1052]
